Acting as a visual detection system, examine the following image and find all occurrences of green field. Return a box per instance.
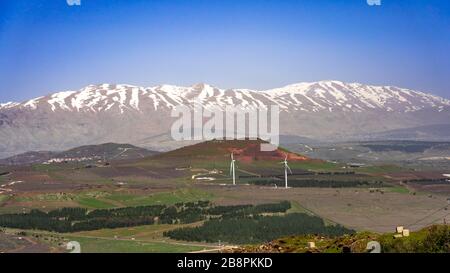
[105,188,214,207]
[287,201,314,215]
[77,197,117,209]
[63,236,207,253]
[31,163,77,172]
[0,195,10,206]
[357,164,405,174]
[4,222,215,253]
[11,188,214,210]
[73,224,179,239]
[387,186,411,194]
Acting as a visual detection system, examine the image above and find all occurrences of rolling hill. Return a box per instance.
[153,139,309,163]
[0,143,158,165]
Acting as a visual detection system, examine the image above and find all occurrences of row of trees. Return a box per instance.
[0,201,292,233]
[251,179,385,188]
[0,201,212,233]
[207,201,291,220]
[403,178,448,185]
[165,213,354,244]
[206,201,291,217]
[239,171,356,179]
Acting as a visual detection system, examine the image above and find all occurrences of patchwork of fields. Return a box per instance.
[0,140,449,252]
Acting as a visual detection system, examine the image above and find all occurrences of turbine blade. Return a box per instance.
[286,164,293,174]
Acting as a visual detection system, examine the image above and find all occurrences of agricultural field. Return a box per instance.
[1,225,214,253]
[197,184,449,233]
[0,139,449,252]
[64,223,215,253]
[0,229,58,253]
[0,187,214,214]
[62,236,208,253]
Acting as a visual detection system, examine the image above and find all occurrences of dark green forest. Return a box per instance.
[0,201,291,233]
[0,201,211,233]
[164,213,354,244]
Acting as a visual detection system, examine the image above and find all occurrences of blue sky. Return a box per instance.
[0,0,449,102]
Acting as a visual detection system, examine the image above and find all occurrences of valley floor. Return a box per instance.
[195,184,449,233]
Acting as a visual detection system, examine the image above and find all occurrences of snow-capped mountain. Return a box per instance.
[1,81,449,158]
[2,81,449,113]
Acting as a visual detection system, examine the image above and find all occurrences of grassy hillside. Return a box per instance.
[233,225,450,253]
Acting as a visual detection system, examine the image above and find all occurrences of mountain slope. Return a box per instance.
[0,143,157,165]
[2,81,449,114]
[1,81,449,158]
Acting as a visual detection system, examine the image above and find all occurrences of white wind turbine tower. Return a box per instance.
[230,153,236,185]
[282,155,292,189]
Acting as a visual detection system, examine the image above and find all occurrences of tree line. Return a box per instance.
[251,179,386,188]
[0,200,291,233]
[0,201,211,233]
[164,213,354,244]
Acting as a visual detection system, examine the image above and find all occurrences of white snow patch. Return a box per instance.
[130,88,140,110]
[0,102,19,109]
[48,91,76,111]
[23,97,44,109]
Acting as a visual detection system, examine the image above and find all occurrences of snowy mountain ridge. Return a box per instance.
[2,81,449,114]
[1,81,449,158]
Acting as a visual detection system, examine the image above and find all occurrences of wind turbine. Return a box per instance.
[282,155,292,189]
[230,153,236,185]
